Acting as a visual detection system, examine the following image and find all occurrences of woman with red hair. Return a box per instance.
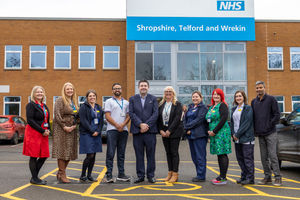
[205,88,231,185]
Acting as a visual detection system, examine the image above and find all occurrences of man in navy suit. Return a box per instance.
[129,80,158,183]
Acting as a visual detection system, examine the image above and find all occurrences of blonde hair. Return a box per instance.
[61,82,78,110]
[30,86,46,102]
[159,86,177,106]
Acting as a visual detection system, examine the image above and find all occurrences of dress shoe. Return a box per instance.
[236,178,245,184]
[30,178,46,185]
[80,176,88,183]
[87,175,97,182]
[148,177,156,183]
[134,177,144,183]
[241,179,255,185]
[192,177,206,182]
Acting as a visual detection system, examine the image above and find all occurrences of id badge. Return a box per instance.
[94,118,99,124]
[44,123,49,128]
[164,121,168,126]
[207,118,211,123]
[120,112,126,117]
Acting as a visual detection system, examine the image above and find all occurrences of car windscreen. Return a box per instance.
[0,117,9,123]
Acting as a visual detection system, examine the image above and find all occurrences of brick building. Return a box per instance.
[0,19,299,119]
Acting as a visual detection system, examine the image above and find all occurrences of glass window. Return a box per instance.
[268,47,283,70]
[200,42,222,52]
[179,86,199,94]
[4,96,21,115]
[154,42,171,52]
[201,53,223,80]
[54,46,71,69]
[290,47,300,70]
[177,53,199,80]
[224,53,246,80]
[136,53,153,80]
[103,46,120,69]
[137,42,152,51]
[274,96,285,112]
[154,53,171,80]
[178,96,192,106]
[79,46,96,69]
[102,96,111,107]
[78,96,86,107]
[292,96,300,110]
[225,43,245,52]
[30,46,46,69]
[178,43,198,51]
[5,45,22,69]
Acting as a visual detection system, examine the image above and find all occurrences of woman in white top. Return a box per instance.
[230,90,255,185]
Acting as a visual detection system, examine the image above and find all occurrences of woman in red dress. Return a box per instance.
[23,86,50,185]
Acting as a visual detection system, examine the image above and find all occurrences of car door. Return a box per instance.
[18,117,26,139]
[288,107,300,160]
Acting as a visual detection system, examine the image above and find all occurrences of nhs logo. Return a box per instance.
[217,1,245,11]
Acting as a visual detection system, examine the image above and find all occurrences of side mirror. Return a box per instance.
[280,118,290,126]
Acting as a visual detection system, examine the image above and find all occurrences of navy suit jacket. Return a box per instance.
[129,94,158,134]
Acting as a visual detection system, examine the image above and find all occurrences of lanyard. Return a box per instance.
[164,102,172,117]
[113,98,124,111]
[36,101,48,123]
[92,107,98,118]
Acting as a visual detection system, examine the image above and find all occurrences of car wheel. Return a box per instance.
[11,133,18,145]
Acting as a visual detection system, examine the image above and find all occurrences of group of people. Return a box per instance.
[22,80,282,187]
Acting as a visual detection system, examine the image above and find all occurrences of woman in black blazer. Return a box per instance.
[230,90,255,185]
[23,86,50,185]
[158,86,184,183]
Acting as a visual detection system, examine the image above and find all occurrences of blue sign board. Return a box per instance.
[127,17,255,41]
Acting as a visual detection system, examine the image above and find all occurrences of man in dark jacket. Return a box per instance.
[251,81,281,186]
[129,80,158,184]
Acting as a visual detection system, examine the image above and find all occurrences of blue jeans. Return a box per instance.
[105,130,128,176]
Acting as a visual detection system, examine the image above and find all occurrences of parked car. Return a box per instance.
[101,118,107,143]
[0,115,27,144]
[276,106,300,167]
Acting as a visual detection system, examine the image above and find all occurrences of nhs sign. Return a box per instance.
[217,1,245,11]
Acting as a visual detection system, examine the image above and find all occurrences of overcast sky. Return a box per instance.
[0,0,300,20]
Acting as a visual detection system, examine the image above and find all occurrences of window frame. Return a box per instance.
[54,46,71,70]
[78,46,96,70]
[274,95,285,113]
[103,46,120,70]
[290,47,300,70]
[4,45,22,70]
[3,96,21,115]
[292,96,300,110]
[29,45,47,70]
[102,96,111,108]
[78,96,86,107]
[267,47,284,70]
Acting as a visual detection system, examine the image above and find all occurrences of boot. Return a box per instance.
[58,159,71,183]
[164,171,173,181]
[168,172,178,183]
[56,159,63,182]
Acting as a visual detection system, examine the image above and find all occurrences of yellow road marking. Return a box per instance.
[254,185,300,190]
[176,195,213,200]
[83,165,107,196]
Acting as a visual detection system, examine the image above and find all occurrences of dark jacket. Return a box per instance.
[157,101,184,138]
[26,101,50,134]
[251,94,280,136]
[129,94,158,134]
[230,104,255,143]
[79,101,104,135]
[183,102,208,139]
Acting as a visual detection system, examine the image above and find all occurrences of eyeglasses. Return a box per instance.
[113,88,122,90]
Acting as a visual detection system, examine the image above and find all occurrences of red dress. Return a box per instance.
[23,102,50,158]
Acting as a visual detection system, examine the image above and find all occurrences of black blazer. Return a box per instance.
[26,101,50,134]
[157,101,184,138]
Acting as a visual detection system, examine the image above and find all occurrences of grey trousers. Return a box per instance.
[258,132,281,178]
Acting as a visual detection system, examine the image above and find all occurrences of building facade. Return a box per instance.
[0,19,299,119]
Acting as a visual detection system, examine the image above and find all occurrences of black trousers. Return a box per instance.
[235,143,255,180]
[162,137,181,172]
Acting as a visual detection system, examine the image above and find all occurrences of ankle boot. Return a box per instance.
[168,172,178,183]
[164,171,173,181]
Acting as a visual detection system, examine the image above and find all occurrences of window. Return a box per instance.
[224,43,246,80]
[290,47,300,70]
[274,96,285,112]
[78,96,86,107]
[30,46,47,69]
[102,96,111,107]
[292,96,300,110]
[54,46,71,69]
[5,45,22,69]
[79,46,96,69]
[136,42,171,80]
[103,46,120,69]
[267,47,283,70]
[4,96,21,115]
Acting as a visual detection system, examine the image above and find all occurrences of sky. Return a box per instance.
[0,0,300,20]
